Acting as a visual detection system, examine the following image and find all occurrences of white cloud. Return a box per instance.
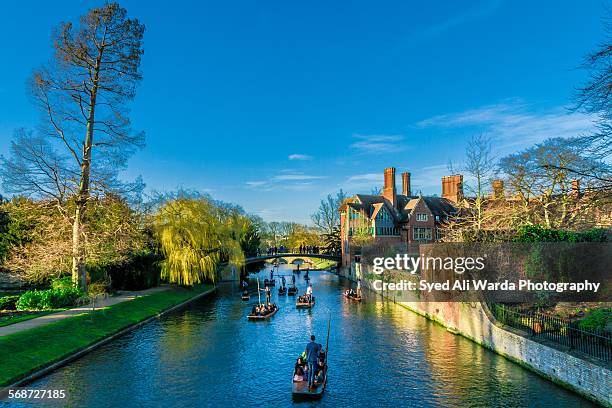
[418,101,596,150]
[272,174,325,181]
[288,154,313,161]
[350,134,406,154]
[245,173,326,191]
[346,173,381,183]
[245,181,267,187]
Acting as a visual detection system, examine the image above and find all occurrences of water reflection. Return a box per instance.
[3,266,597,408]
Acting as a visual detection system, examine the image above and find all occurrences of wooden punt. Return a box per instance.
[296,297,315,308]
[241,294,250,301]
[264,279,276,286]
[292,367,327,399]
[278,286,287,295]
[291,317,330,399]
[247,305,279,320]
[288,286,298,295]
[344,291,362,301]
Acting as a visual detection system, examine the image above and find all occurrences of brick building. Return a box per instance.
[339,167,460,266]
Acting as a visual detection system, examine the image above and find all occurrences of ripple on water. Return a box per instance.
[6,267,599,408]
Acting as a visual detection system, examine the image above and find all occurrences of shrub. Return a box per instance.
[51,276,73,290]
[0,295,20,310]
[514,225,608,242]
[16,287,84,311]
[579,308,611,332]
[104,251,161,291]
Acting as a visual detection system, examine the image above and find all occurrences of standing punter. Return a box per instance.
[304,334,321,389]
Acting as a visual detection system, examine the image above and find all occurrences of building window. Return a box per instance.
[416,213,428,222]
[413,227,432,241]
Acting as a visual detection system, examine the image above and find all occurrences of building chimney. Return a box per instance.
[401,172,411,196]
[492,179,504,199]
[383,167,397,208]
[571,179,581,198]
[441,174,463,203]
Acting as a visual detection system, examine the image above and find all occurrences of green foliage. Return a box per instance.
[154,198,246,285]
[16,288,83,311]
[514,225,608,242]
[322,225,341,254]
[578,308,611,332]
[0,197,38,262]
[0,285,212,386]
[239,219,261,256]
[102,250,160,291]
[51,276,73,290]
[0,295,20,311]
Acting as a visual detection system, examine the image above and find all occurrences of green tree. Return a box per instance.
[154,198,246,286]
[0,3,146,291]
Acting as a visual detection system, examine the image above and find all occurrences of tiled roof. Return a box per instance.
[346,193,457,223]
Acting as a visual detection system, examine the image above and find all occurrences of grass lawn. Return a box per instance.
[0,284,213,386]
[0,310,66,328]
[312,259,337,270]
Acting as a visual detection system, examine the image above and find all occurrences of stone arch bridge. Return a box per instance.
[244,253,340,265]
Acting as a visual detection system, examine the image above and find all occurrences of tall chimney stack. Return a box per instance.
[401,172,411,196]
[492,179,504,199]
[571,179,581,198]
[441,174,464,203]
[383,167,397,208]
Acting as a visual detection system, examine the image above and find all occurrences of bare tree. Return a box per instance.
[1,3,145,290]
[567,12,612,189]
[311,190,346,234]
[498,138,604,229]
[464,133,496,229]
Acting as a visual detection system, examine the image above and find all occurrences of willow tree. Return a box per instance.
[25,3,145,291]
[154,198,246,286]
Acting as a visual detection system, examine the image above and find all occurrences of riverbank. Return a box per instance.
[0,284,215,388]
[340,267,611,407]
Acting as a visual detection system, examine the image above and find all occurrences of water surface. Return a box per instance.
[5,266,597,407]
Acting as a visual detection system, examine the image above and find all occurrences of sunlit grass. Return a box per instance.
[0,285,213,386]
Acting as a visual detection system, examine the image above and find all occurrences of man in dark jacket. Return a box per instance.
[305,335,321,388]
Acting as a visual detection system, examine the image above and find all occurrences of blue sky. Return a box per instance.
[0,0,605,223]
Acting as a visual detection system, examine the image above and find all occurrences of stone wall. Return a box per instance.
[340,264,612,407]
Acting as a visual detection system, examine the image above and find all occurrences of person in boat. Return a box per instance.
[242,289,249,297]
[282,276,286,288]
[314,353,325,384]
[251,305,257,315]
[306,283,313,303]
[241,280,248,288]
[270,270,274,280]
[357,278,362,297]
[293,357,305,382]
[304,335,322,389]
[292,274,296,285]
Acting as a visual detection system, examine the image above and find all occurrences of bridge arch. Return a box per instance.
[244,253,340,265]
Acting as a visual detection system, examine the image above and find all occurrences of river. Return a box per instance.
[5,265,597,407]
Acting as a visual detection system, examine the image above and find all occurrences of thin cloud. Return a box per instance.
[245,173,326,191]
[272,174,325,181]
[417,101,596,150]
[350,134,406,154]
[288,154,313,161]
